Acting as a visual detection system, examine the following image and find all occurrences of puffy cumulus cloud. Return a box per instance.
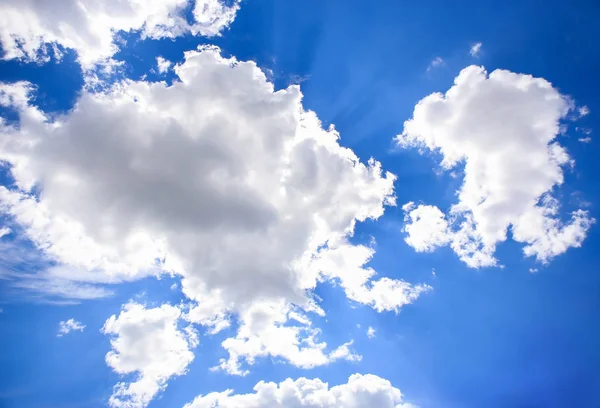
[401,202,451,252]
[367,326,376,338]
[102,302,196,408]
[0,46,427,380]
[0,0,241,67]
[306,242,432,313]
[57,318,85,336]
[214,300,362,376]
[397,66,594,267]
[156,56,172,74]
[184,373,416,408]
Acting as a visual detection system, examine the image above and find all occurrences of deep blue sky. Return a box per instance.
[1,0,600,407]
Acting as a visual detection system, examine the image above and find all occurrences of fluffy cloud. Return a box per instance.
[397,66,594,267]
[156,56,172,74]
[0,0,240,67]
[184,373,416,408]
[0,46,427,384]
[57,318,85,336]
[367,326,376,338]
[102,303,196,408]
[214,300,362,376]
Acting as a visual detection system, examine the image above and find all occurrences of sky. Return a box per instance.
[0,0,599,407]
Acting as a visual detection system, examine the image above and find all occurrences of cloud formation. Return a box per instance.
[0,46,428,397]
[185,373,416,408]
[397,66,594,267]
[57,318,85,336]
[102,303,196,408]
[470,42,483,57]
[0,0,241,67]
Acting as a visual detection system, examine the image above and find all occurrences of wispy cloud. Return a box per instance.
[578,105,590,117]
[0,229,114,303]
[470,42,483,57]
[427,57,444,71]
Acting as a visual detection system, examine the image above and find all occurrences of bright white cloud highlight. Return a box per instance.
[0,46,428,387]
[0,0,241,67]
[57,318,85,336]
[367,326,376,338]
[470,42,483,57]
[397,66,594,267]
[102,302,196,408]
[156,56,172,74]
[184,373,416,408]
[0,226,11,238]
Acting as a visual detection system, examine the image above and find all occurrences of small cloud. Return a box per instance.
[367,326,376,338]
[356,323,361,329]
[156,56,172,74]
[576,127,592,135]
[470,42,483,57]
[0,227,11,238]
[57,318,86,337]
[578,105,590,118]
[427,57,444,71]
[432,268,437,278]
[289,74,310,85]
[579,137,592,143]
[529,268,538,274]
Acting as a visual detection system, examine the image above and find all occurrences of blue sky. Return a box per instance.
[0,1,599,407]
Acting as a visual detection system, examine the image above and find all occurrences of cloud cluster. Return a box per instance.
[0,0,240,67]
[397,66,594,267]
[57,318,85,337]
[102,303,196,408]
[0,46,428,403]
[185,373,416,408]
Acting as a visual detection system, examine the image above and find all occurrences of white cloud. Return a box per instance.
[578,137,592,143]
[401,202,451,252]
[427,57,444,71]
[367,326,376,338]
[0,46,428,379]
[184,373,416,408]
[0,226,11,238]
[57,318,85,337]
[0,0,241,67]
[212,300,362,376]
[156,56,172,74]
[397,66,594,267]
[578,105,590,117]
[470,42,483,57]
[306,242,432,313]
[102,302,196,408]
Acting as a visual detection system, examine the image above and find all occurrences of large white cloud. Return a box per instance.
[0,0,240,67]
[0,46,428,391]
[184,373,416,408]
[102,302,196,408]
[397,66,594,267]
